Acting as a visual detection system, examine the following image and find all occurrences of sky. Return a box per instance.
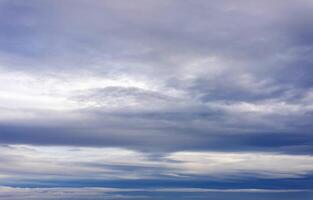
[0,0,313,199]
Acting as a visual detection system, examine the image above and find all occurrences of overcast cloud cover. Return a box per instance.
[0,0,313,199]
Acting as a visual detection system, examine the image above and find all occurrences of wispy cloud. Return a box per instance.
[1,145,313,182]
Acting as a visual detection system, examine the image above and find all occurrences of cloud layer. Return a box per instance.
[0,0,313,199]
[0,0,313,153]
[1,187,311,200]
[1,145,313,183]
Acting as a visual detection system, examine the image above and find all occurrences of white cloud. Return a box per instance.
[166,152,313,178]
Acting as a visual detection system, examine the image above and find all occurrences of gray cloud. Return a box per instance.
[0,0,312,154]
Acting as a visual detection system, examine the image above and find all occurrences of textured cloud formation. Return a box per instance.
[0,0,313,199]
[0,0,313,152]
[0,0,313,153]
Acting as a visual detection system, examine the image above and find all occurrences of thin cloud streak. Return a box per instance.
[0,187,312,200]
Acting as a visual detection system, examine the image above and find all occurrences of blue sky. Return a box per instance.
[0,0,313,199]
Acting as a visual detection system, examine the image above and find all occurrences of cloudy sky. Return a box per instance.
[0,0,313,199]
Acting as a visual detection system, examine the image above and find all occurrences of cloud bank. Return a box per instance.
[0,0,313,199]
[0,0,313,153]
